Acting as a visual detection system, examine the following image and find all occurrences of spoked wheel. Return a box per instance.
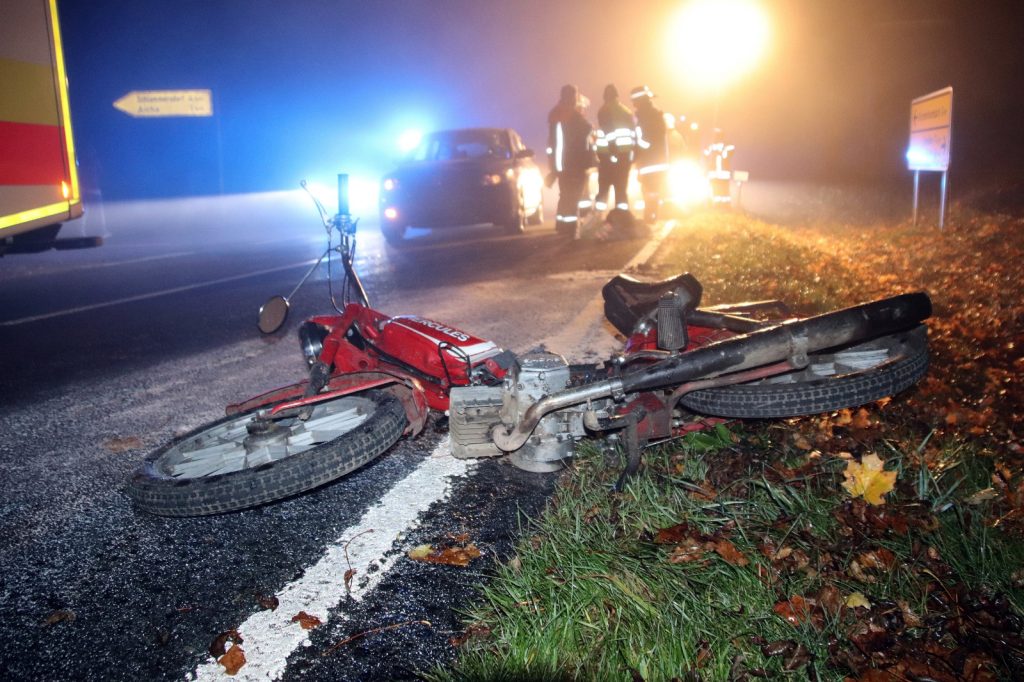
[128,390,407,516]
[679,325,928,418]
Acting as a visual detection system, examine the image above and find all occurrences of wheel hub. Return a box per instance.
[243,417,290,452]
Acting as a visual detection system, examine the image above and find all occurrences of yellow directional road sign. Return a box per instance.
[113,90,213,118]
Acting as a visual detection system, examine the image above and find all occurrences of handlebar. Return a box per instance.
[301,175,357,238]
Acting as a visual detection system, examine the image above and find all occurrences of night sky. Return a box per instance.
[57,0,1024,200]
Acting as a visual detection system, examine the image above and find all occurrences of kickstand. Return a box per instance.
[612,412,646,493]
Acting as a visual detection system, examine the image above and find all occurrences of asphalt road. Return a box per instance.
[0,193,654,680]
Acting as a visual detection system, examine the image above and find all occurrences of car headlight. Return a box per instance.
[298,321,329,367]
[518,167,542,191]
[382,177,398,191]
[481,173,504,186]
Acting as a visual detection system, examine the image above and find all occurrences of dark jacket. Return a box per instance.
[634,103,668,169]
[548,103,594,174]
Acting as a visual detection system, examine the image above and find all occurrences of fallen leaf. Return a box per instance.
[851,408,873,429]
[42,609,76,626]
[842,453,897,505]
[449,622,492,647]
[846,592,871,609]
[654,522,697,544]
[408,542,481,567]
[291,611,322,630]
[408,544,434,560]
[773,595,811,626]
[712,538,749,566]
[209,629,244,657]
[668,541,708,564]
[343,568,356,592]
[218,643,246,675]
[965,487,999,505]
[103,436,143,453]
[255,594,279,610]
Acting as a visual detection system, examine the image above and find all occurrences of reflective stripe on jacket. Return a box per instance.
[596,101,636,160]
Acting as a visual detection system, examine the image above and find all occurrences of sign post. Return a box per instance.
[906,87,953,228]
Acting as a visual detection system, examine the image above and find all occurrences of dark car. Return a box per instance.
[379,127,544,244]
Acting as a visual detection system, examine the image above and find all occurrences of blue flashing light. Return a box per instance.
[397,129,423,154]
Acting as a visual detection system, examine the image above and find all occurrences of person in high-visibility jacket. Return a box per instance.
[547,84,594,239]
[631,85,669,223]
[594,84,635,213]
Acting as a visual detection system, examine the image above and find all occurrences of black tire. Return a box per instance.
[502,193,526,234]
[679,325,928,418]
[382,221,406,246]
[127,390,408,516]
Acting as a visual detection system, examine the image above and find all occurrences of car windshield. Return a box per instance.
[410,130,510,162]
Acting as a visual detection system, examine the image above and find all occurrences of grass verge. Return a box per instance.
[438,427,1023,680]
[436,202,1024,681]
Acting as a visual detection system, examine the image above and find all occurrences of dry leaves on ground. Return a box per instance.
[408,542,482,567]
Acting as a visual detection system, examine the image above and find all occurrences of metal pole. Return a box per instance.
[337,173,349,217]
[939,171,948,229]
[912,170,919,225]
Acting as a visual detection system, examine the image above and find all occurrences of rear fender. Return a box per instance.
[226,370,429,436]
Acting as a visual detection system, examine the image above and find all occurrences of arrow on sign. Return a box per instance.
[113,90,213,117]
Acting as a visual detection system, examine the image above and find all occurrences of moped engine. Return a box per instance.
[449,351,588,472]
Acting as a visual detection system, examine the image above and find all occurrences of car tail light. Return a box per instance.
[383,207,398,220]
[481,173,503,186]
[383,178,398,191]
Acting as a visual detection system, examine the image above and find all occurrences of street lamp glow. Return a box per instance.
[668,0,770,90]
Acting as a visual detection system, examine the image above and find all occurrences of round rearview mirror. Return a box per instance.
[258,295,290,334]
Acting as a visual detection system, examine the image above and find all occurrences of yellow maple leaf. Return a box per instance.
[842,453,897,505]
[845,591,871,609]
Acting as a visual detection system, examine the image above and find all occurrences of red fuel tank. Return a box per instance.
[376,315,503,385]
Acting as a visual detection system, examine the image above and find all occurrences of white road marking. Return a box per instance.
[0,251,198,280]
[0,260,316,327]
[190,439,471,681]
[187,225,670,679]
[535,219,678,361]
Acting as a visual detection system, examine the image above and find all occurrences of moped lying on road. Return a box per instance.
[128,175,931,516]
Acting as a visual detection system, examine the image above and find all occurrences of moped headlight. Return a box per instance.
[298,322,329,367]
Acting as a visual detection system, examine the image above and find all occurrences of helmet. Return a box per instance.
[630,85,655,101]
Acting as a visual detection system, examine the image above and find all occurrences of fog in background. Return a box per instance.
[61,0,1024,201]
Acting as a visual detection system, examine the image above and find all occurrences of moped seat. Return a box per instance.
[602,272,703,337]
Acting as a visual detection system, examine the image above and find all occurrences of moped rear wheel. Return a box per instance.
[678,325,928,418]
[127,390,407,516]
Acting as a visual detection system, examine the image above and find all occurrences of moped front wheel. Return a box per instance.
[127,390,407,516]
[678,325,928,418]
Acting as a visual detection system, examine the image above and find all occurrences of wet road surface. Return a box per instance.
[0,193,652,680]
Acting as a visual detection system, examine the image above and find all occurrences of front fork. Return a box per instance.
[298,360,332,420]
